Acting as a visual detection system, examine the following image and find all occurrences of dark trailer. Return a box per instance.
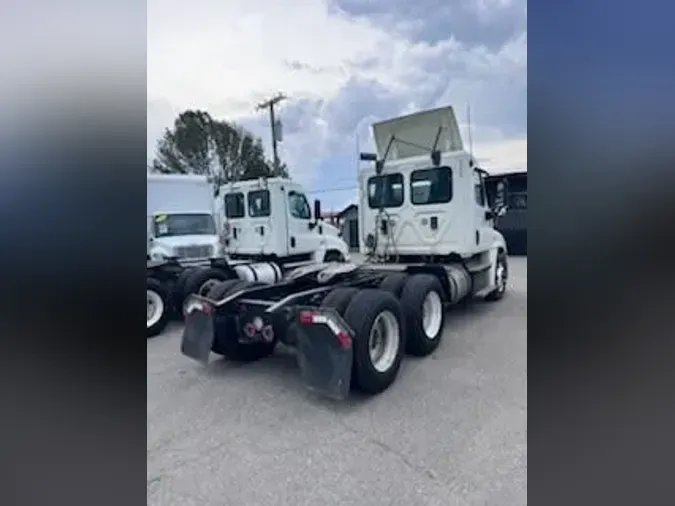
[486,171,527,255]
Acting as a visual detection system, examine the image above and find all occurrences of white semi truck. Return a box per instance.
[179,105,511,400]
[220,177,350,264]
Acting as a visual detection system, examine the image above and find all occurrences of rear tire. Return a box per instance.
[343,289,404,395]
[183,267,231,302]
[210,280,277,362]
[378,272,408,297]
[400,274,445,356]
[147,278,170,338]
[206,279,244,300]
[321,287,360,315]
[174,266,198,310]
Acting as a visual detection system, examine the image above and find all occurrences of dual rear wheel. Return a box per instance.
[321,273,446,395]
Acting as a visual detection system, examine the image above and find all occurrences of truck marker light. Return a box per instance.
[244,323,256,337]
[334,330,352,349]
[299,310,315,325]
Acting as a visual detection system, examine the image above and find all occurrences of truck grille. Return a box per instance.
[175,245,213,259]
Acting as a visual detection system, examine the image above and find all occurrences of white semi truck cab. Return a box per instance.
[358,106,508,275]
[220,177,350,264]
[147,174,223,263]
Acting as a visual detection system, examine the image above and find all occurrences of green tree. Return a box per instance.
[150,109,287,182]
[151,110,218,176]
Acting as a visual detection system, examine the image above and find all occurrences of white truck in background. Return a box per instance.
[147,174,350,338]
[147,174,223,263]
[220,177,350,265]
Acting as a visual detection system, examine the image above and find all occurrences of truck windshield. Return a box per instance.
[367,173,404,208]
[153,213,216,237]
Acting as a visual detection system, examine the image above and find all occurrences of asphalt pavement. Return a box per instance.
[147,257,527,506]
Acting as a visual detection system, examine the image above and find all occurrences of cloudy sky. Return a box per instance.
[148,0,527,211]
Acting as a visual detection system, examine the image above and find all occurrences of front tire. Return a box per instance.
[485,251,508,301]
[147,278,170,338]
[343,289,404,395]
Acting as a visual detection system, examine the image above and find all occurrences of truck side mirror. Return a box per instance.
[314,199,322,221]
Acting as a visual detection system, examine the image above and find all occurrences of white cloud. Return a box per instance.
[147,0,527,187]
[475,138,527,173]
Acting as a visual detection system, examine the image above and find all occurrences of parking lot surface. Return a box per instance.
[148,257,527,506]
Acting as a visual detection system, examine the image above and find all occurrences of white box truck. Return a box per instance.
[147,174,223,262]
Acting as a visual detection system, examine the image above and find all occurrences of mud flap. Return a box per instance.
[295,323,353,400]
[180,308,215,365]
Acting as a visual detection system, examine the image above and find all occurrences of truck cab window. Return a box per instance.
[367,173,404,208]
[473,170,486,207]
[288,191,311,219]
[248,190,271,217]
[410,166,452,205]
[224,192,245,218]
[509,193,527,210]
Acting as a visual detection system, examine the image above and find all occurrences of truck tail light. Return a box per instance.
[184,300,212,317]
[298,311,351,349]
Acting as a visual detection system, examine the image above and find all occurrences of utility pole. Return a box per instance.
[256,93,287,175]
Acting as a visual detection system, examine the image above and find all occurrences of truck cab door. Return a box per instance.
[246,188,274,255]
[473,169,493,251]
[223,191,245,254]
[286,189,319,255]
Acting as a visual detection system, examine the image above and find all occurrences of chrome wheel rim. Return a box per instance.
[368,310,400,373]
[147,290,164,328]
[422,291,443,339]
[496,257,507,293]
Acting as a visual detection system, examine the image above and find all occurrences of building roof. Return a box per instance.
[485,170,527,180]
[337,203,358,218]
